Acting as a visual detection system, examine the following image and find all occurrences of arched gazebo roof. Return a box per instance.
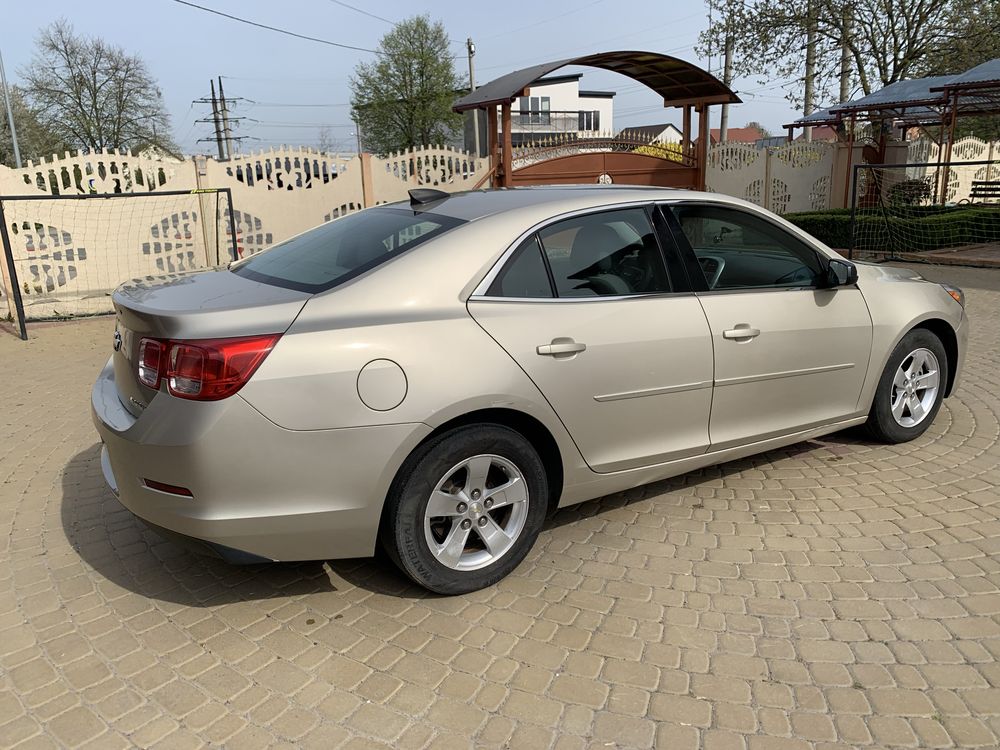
[453,50,740,112]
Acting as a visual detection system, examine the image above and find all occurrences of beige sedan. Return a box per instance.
[92,186,967,593]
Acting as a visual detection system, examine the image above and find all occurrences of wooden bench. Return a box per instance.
[970,180,1000,202]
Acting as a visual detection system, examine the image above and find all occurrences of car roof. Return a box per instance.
[382,185,726,222]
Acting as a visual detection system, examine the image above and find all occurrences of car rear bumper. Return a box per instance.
[91,357,431,562]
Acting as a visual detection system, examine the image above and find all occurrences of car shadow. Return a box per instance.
[63,432,874,604]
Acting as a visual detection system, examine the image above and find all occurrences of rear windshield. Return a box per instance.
[232,207,465,293]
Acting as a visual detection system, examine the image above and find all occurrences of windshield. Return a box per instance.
[232,207,465,293]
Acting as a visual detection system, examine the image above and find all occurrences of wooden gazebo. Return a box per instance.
[452,51,740,190]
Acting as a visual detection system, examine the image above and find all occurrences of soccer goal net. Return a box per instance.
[850,160,1000,260]
[0,189,237,328]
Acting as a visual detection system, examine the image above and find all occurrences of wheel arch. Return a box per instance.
[911,318,959,397]
[384,407,565,527]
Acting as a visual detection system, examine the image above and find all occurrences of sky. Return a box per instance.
[2,0,804,155]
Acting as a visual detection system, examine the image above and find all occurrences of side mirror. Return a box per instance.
[825,258,859,287]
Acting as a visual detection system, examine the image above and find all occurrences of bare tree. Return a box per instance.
[699,0,997,111]
[21,20,177,155]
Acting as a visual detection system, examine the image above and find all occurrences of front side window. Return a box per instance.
[668,203,823,290]
[232,208,464,293]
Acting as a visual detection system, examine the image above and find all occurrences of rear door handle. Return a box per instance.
[723,324,760,340]
[537,338,587,357]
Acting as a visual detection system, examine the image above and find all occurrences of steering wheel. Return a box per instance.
[617,255,653,292]
[773,266,815,286]
[698,255,726,289]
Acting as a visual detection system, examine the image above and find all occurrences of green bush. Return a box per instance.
[784,206,1000,252]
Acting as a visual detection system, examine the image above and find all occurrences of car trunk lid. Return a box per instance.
[111,269,310,416]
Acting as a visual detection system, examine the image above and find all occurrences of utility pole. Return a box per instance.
[0,48,21,168]
[218,76,234,159]
[353,117,362,154]
[209,79,225,160]
[803,0,817,142]
[467,38,480,157]
[719,15,734,143]
[839,2,852,103]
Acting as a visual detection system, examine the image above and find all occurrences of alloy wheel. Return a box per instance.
[423,454,529,571]
[890,347,940,428]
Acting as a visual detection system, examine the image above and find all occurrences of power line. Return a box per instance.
[172,0,379,53]
[480,0,607,41]
[326,0,394,25]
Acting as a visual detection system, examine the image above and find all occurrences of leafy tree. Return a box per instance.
[744,121,772,138]
[350,15,463,155]
[21,20,177,155]
[699,0,999,112]
[0,85,72,167]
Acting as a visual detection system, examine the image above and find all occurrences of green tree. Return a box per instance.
[350,15,462,155]
[21,20,178,155]
[0,85,72,167]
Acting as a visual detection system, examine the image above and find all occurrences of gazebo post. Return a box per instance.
[940,92,959,203]
[500,102,513,188]
[487,106,499,187]
[696,104,710,190]
[842,113,855,209]
[682,105,692,162]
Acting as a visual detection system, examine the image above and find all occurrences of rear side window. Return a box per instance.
[537,208,671,297]
[487,236,553,298]
[232,207,465,293]
[486,207,672,299]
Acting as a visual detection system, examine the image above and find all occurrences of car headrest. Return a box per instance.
[337,233,385,268]
[570,224,622,272]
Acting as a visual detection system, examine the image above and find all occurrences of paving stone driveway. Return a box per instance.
[1,264,999,750]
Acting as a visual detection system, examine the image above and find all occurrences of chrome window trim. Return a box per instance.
[469,290,697,304]
[470,200,676,300]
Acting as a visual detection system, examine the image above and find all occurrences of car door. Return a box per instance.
[663,201,873,451]
[468,205,714,473]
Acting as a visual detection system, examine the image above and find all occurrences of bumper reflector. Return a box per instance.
[143,479,194,497]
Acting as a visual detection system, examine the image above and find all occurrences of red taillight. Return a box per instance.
[135,334,280,401]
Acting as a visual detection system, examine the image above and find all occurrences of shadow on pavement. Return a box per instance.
[62,430,876,604]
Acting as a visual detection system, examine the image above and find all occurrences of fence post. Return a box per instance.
[223,188,239,262]
[763,148,772,211]
[847,163,859,261]
[0,198,28,340]
[360,153,373,208]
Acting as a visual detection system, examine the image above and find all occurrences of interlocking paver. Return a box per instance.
[1,263,999,747]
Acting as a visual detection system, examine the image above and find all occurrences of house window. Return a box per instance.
[518,96,551,125]
[578,110,600,131]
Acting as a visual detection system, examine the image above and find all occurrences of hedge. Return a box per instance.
[784,206,1000,252]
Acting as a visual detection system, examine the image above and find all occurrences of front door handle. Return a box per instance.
[723,324,761,340]
[537,338,587,357]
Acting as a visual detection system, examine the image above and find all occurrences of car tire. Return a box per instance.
[381,424,549,595]
[864,328,948,444]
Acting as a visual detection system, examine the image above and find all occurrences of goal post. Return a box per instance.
[0,188,238,339]
[849,159,1000,261]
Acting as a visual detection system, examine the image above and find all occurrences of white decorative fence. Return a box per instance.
[3,136,994,321]
[906,136,1000,203]
[705,141,836,214]
[0,145,488,319]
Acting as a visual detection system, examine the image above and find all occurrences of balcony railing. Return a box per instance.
[507,110,603,134]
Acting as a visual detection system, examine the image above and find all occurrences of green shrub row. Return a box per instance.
[784,207,1000,252]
